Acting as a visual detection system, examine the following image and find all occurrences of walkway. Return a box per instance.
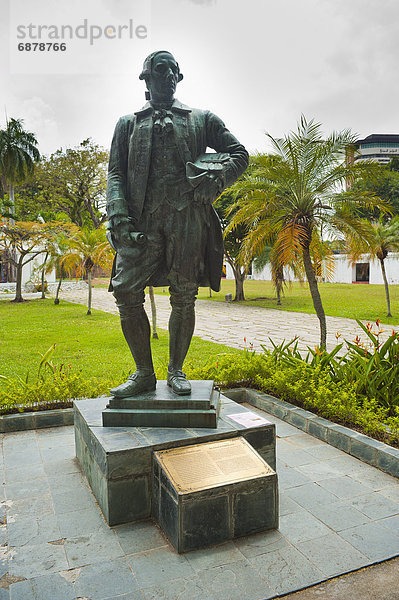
[58,288,398,353]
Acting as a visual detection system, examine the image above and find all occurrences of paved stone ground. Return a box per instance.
[56,288,398,353]
[1,403,398,600]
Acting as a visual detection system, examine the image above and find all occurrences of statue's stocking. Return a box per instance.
[118,305,154,376]
[168,302,195,372]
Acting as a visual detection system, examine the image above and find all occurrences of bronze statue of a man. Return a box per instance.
[107,51,248,398]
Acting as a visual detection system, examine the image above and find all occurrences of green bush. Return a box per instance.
[0,344,116,414]
[186,349,399,446]
[268,320,399,415]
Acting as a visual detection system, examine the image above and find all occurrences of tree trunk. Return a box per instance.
[148,286,158,339]
[234,271,245,302]
[54,275,63,305]
[275,266,284,306]
[8,184,15,221]
[13,256,24,302]
[87,270,92,315]
[302,245,327,349]
[276,280,282,306]
[380,258,392,317]
[41,252,48,299]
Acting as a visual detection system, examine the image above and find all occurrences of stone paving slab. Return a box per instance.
[1,404,398,600]
[54,288,399,352]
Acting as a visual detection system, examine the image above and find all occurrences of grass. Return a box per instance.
[91,278,399,323]
[0,297,242,383]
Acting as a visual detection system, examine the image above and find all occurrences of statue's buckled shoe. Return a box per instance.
[167,369,191,395]
[110,372,156,398]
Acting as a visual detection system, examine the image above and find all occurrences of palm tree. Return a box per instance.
[40,231,75,304]
[61,227,114,315]
[350,218,399,317]
[227,117,386,348]
[0,118,40,216]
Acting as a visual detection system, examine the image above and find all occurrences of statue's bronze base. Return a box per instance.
[102,380,220,428]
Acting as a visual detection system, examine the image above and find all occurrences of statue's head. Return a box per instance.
[139,51,183,102]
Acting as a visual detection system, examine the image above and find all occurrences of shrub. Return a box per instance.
[0,344,116,414]
[186,348,399,446]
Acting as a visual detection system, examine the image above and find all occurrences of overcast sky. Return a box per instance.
[1,0,398,157]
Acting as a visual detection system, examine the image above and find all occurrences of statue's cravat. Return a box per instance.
[152,108,174,134]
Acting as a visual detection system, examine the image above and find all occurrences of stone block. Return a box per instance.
[350,436,378,466]
[34,410,65,429]
[307,417,329,441]
[74,395,276,527]
[327,425,352,453]
[222,388,247,403]
[286,409,308,431]
[0,412,35,432]
[153,438,278,553]
[108,475,150,525]
[376,446,399,478]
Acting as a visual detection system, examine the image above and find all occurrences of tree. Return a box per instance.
[61,227,114,315]
[215,184,251,302]
[350,218,399,317]
[39,230,76,304]
[0,118,40,216]
[0,221,64,302]
[352,159,399,219]
[252,244,287,306]
[228,117,387,348]
[35,139,108,229]
[3,179,58,222]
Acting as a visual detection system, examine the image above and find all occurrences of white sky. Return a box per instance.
[1,0,399,157]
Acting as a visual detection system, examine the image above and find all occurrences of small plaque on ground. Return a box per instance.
[154,437,274,494]
[227,411,271,428]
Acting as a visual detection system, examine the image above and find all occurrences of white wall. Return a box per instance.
[242,253,399,285]
[20,251,57,286]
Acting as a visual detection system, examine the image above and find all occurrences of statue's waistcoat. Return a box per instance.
[127,102,202,223]
[144,125,193,214]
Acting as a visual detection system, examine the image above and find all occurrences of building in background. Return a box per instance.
[353,134,399,165]
[227,253,399,286]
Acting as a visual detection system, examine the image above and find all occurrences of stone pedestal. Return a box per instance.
[102,381,219,428]
[153,438,278,552]
[74,394,276,526]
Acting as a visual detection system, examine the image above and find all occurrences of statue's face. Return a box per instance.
[147,52,180,101]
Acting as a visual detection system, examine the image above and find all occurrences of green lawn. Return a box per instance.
[0,298,242,383]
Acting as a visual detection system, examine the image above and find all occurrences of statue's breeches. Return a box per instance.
[112,201,211,304]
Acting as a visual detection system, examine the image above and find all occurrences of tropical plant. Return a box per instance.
[227,117,387,347]
[214,187,250,301]
[60,226,114,314]
[0,118,40,216]
[349,218,399,317]
[267,319,399,415]
[39,229,77,304]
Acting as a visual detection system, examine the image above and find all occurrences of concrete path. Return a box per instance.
[57,288,398,353]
